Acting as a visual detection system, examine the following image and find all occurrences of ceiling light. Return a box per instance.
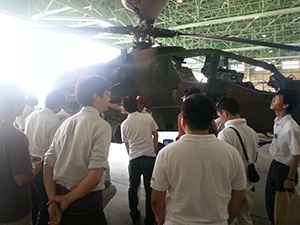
[254,16,260,19]
[269,50,273,53]
[282,60,299,69]
[262,34,267,38]
[177,0,183,3]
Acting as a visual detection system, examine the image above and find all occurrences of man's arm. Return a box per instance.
[284,154,300,190]
[44,164,62,225]
[108,103,122,111]
[151,189,166,225]
[125,141,130,155]
[53,168,104,212]
[152,130,158,153]
[227,189,246,224]
[14,158,43,186]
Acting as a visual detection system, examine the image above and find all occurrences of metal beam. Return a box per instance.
[31,6,71,18]
[53,0,107,22]
[169,7,300,30]
[223,42,300,52]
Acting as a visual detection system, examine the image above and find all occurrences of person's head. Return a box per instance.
[121,96,137,113]
[0,83,25,120]
[181,94,215,131]
[271,89,299,114]
[25,93,38,107]
[136,95,146,112]
[45,90,66,114]
[182,87,200,101]
[216,97,240,124]
[75,75,111,113]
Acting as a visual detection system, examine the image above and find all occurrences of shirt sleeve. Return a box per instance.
[44,138,58,167]
[288,127,300,156]
[150,116,159,132]
[231,150,247,190]
[151,151,169,191]
[88,122,111,170]
[8,132,32,176]
[121,123,127,142]
[217,129,232,145]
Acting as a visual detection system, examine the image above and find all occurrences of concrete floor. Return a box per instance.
[104,132,300,225]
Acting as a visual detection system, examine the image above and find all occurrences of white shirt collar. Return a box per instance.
[128,111,139,118]
[181,134,217,142]
[224,118,247,128]
[81,106,101,115]
[274,114,291,127]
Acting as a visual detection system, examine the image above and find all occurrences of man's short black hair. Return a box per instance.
[121,96,137,113]
[181,94,215,130]
[216,97,239,116]
[45,90,65,110]
[277,89,299,114]
[75,75,110,106]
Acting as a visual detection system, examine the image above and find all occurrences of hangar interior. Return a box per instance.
[1,1,300,225]
[1,0,300,92]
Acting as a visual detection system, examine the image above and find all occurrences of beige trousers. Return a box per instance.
[231,188,256,225]
[102,184,117,208]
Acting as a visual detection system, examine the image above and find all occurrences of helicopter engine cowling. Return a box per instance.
[121,0,170,23]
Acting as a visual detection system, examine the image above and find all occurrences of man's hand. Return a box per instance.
[53,194,72,212]
[47,202,62,225]
[284,179,296,190]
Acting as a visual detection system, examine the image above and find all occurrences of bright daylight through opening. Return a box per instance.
[0,12,121,102]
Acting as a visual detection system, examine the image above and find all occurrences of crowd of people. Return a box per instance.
[0,75,299,225]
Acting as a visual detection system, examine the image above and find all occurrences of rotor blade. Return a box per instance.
[41,26,135,35]
[178,33,300,52]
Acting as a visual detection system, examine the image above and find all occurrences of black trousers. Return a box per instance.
[31,167,49,225]
[265,159,298,224]
[57,185,107,225]
[128,156,156,225]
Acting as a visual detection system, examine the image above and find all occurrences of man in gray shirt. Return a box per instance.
[0,84,42,225]
[44,76,112,225]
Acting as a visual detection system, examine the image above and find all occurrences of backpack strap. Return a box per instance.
[229,127,249,162]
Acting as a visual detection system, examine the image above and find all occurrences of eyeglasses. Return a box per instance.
[272,96,281,102]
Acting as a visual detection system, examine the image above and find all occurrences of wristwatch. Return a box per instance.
[286,177,296,182]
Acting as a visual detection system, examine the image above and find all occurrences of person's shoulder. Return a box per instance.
[213,137,239,152]
[161,139,187,153]
[286,115,299,127]
[26,109,39,119]
[2,124,28,141]
[218,126,234,137]
[286,118,300,135]
[245,125,258,136]
[94,117,111,130]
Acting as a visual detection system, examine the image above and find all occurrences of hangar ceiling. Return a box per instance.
[1,0,300,63]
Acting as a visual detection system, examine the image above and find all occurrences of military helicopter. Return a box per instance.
[54,0,300,143]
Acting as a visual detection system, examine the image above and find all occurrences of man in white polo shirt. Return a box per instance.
[121,96,158,225]
[151,94,246,225]
[25,90,65,225]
